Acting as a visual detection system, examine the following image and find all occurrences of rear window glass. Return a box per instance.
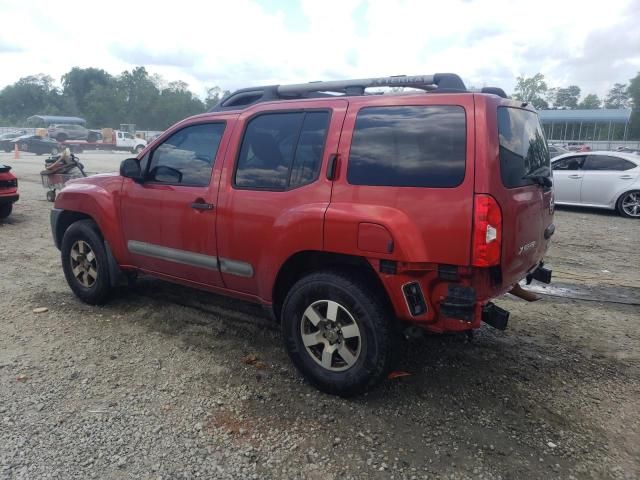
[498,107,550,188]
[347,105,466,188]
[583,155,636,171]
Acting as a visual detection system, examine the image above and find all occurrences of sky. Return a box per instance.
[0,0,638,99]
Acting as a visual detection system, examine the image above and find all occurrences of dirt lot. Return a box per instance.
[1,151,639,480]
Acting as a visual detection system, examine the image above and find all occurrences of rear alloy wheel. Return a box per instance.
[617,191,640,218]
[51,147,59,156]
[61,219,111,304]
[282,270,394,396]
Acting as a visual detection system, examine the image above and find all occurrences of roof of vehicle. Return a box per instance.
[27,115,86,126]
[538,109,632,124]
[552,150,640,163]
[209,73,509,112]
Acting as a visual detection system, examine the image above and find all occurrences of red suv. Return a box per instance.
[0,164,18,219]
[51,74,554,396]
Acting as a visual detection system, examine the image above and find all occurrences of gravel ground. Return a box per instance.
[1,151,639,480]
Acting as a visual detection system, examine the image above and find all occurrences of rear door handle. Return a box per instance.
[191,200,214,210]
[568,174,582,179]
[620,175,634,179]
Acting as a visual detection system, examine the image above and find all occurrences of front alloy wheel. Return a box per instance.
[70,240,98,287]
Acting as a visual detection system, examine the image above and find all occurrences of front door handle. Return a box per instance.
[568,174,582,179]
[191,200,214,210]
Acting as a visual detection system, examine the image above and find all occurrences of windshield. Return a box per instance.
[498,107,550,188]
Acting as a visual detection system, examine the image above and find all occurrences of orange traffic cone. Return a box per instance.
[13,143,19,160]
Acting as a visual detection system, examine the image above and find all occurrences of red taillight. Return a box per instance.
[472,194,502,267]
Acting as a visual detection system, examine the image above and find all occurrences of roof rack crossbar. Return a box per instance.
[210,73,468,111]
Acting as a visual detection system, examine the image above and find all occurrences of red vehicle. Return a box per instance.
[50,74,554,396]
[0,164,19,219]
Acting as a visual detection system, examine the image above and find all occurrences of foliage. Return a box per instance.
[513,73,548,109]
[0,66,223,130]
[553,85,581,109]
[604,83,630,109]
[577,94,601,109]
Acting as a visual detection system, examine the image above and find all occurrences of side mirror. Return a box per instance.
[120,158,143,182]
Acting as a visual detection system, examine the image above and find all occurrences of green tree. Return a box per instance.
[149,81,205,129]
[627,72,640,140]
[118,67,160,129]
[61,67,112,114]
[0,74,60,123]
[577,94,601,109]
[84,80,126,128]
[554,85,581,109]
[204,86,231,110]
[513,73,549,109]
[604,83,630,109]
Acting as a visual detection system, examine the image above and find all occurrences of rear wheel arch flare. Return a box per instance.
[271,251,391,321]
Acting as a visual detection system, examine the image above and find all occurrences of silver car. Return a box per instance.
[551,151,640,218]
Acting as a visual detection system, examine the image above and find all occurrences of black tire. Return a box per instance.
[134,145,145,154]
[51,147,59,156]
[616,190,640,219]
[281,270,394,396]
[46,190,56,202]
[60,219,111,305]
[3,145,11,153]
[20,143,28,151]
[0,203,12,219]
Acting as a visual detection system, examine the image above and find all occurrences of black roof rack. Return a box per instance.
[209,73,509,112]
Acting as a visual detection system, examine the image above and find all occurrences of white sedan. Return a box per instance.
[551,151,640,218]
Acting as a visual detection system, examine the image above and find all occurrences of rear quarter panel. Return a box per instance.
[325,93,476,265]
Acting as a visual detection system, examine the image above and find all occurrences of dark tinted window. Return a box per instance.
[235,111,329,190]
[583,155,636,171]
[552,156,584,170]
[347,106,466,187]
[498,107,550,188]
[147,123,225,186]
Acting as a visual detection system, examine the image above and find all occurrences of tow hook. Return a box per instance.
[482,302,510,330]
[509,284,541,302]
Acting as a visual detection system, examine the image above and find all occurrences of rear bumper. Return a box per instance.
[0,193,18,205]
[375,259,552,333]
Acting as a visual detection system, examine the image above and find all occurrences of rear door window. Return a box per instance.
[347,105,466,188]
[552,156,585,170]
[498,107,550,188]
[583,155,636,171]
[235,111,330,190]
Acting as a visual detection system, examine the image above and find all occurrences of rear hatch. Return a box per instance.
[493,105,553,287]
[473,97,554,290]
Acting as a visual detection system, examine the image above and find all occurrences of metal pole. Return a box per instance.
[578,121,582,142]
[623,121,629,142]
[550,122,554,141]
[607,121,612,149]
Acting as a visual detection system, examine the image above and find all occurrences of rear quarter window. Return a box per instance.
[347,105,466,188]
[498,107,550,188]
